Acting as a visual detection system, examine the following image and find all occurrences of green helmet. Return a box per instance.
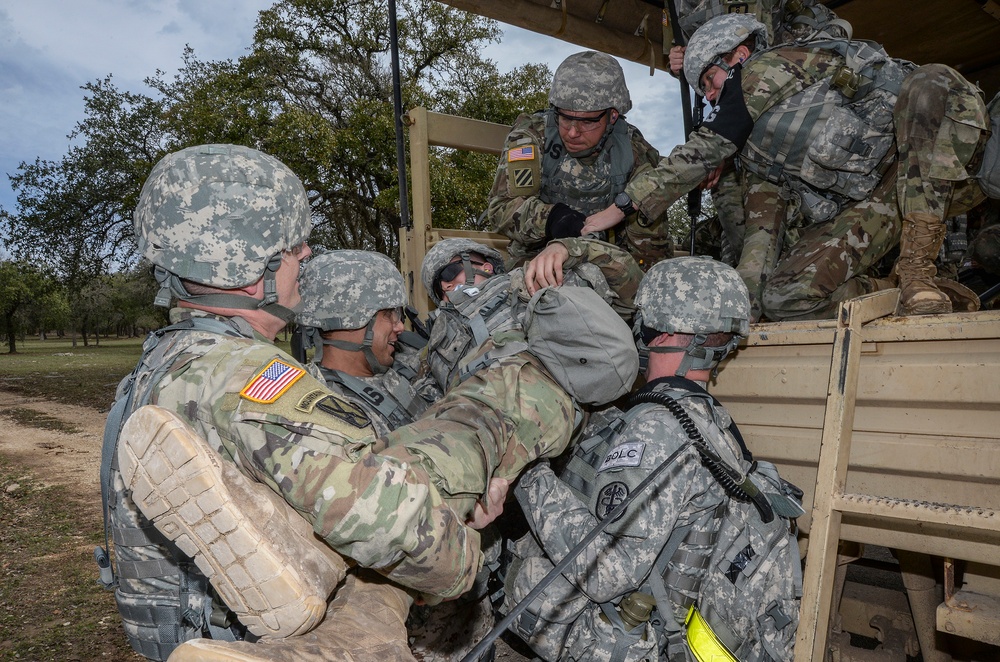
[548,51,632,114]
[134,144,311,320]
[298,249,406,374]
[420,238,505,305]
[970,224,1000,276]
[298,250,406,330]
[634,256,750,375]
[683,14,768,92]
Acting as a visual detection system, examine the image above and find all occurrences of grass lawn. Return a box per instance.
[0,334,296,409]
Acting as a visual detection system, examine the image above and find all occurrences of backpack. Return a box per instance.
[740,39,913,224]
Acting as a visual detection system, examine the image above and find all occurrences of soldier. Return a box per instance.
[101,144,626,661]
[297,250,494,662]
[297,250,427,438]
[418,237,643,396]
[586,14,995,320]
[664,0,852,263]
[502,257,804,662]
[487,51,673,270]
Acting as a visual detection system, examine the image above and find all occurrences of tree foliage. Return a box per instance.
[0,0,551,293]
[0,261,57,353]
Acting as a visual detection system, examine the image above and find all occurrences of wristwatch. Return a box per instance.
[614,191,634,217]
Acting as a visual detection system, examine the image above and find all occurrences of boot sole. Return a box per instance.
[118,405,327,639]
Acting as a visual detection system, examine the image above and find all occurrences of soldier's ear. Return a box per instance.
[610,110,619,124]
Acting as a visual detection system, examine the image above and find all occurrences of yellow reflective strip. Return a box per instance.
[685,605,739,662]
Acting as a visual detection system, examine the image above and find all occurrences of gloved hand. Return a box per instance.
[546,203,586,239]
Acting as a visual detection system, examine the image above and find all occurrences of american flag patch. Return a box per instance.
[240,359,305,403]
[508,145,535,162]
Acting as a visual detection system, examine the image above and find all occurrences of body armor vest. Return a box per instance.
[541,110,634,217]
[99,316,250,660]
[552,380,802,662]
[740,39,913,223]
[318,366,426,436]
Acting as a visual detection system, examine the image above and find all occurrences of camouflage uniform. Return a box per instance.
[668,0,852,264]
[419,237,644,395]
[627,20,990,320]
[502,258,802,662]
[488,51,672,269]
[489,111,672,269]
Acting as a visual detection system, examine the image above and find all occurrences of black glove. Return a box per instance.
[546,203,587,239]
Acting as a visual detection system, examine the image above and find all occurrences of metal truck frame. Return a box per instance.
[399,107,1000,661]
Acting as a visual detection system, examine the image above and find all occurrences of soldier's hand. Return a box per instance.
[669,45,686,76]
[467,477,510,529]
[581,205,623,236]
[701,163,724,190]
[524,242,570,294]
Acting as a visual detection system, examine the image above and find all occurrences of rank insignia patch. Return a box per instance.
[316,395,371,429]
[240,359,305,404]
[512,167,534,189]
[508,145,535,162]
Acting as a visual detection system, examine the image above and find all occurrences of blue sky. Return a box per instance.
[0,1,684,258]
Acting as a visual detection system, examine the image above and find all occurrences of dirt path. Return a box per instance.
[0,390,534,661]
[0,391,107,499]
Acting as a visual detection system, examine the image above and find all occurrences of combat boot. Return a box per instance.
[895,212,951,315]
[166,572,416,662]
[117,405,347,640]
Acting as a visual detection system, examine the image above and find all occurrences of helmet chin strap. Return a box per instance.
[320,316,389,375]
[645,333,741,378]
[156,256,298,323]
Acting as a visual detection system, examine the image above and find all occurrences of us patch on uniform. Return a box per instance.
[508,145,535,162]
[512,167,534,189]
[240,359,305,404]
[316,395,371,429]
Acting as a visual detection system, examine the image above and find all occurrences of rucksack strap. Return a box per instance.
[319,368,420,430]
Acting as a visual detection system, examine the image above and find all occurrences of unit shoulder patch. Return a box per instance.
[239,359,305,404]
[596,481,629,522]
[316,395,371,429]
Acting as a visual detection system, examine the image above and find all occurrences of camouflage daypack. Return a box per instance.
[740,38,914,224]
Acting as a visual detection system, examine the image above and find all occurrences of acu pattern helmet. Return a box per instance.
[634,256,750,376]
[134,144,312,320]
[549,51,632,114]
[297,250,406,375]
[420,238,506,306]
[298,250,406,330]
[683,14,769,92]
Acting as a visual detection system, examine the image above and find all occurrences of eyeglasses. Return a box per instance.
[436,259,488,286]
[554,108,608,132]
[382,307,404,324]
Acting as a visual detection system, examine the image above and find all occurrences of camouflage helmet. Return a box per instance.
[135,144,311,290]
[298,250,406,331]
[634,256,749,376]
[683,14,769,91]
[420,238,506,305]
[549,51,632,114]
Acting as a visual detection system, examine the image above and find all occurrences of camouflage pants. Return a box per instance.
[895,64,988,222]
[711,160,746,265]
[380,351,576,520]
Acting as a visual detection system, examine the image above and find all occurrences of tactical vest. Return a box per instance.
[522,379,802,662]
[424,274,522,391]
[97,316,251,660]
[318,366,426,436]
[541,110,634,217]
[740,39,913,223]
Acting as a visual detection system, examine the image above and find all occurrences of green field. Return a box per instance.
[0,335,296,408]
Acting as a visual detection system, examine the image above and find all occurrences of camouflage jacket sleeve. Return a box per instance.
[625,126,737,223]
[155,339,481,599]
[550,237,643,318]
[619,128,675,267]
[487,112,553,257]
